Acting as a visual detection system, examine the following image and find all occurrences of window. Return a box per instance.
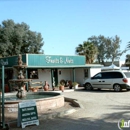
[84,69,88,78]
[93,73,102,79]
[111,72,123,78]
[98,72,123,79]
[93,72,112,79]
[102,72,112,79]
[28,69,38,79]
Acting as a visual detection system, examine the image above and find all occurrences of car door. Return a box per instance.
[100,72,113,89]
[90,72,103,89]
[91,72,113,89]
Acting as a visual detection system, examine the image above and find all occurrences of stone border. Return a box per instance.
[65,97,84,108]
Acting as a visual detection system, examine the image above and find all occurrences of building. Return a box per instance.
[103,61,126,67]
[0,54,102,90]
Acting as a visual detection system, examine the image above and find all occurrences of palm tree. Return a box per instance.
[75,41,98,64]
[125,54,130,63]
[124,42,130,65]
[127,41,130,49]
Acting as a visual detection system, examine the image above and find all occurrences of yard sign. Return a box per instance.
[17,100,39,128]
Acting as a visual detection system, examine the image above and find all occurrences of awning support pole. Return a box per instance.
[73,68,75,82]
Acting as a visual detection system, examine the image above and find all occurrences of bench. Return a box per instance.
[29,81,43,91]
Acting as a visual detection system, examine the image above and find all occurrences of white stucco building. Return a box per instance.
[0,54,103,89]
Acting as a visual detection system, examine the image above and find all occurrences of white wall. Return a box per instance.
[58,68,85,85]
[90,68,101,77]
[31,69,52,86]
[119,61,125,67]
[75,68,84,85]
[75,68,101,86]
[58,69,73,83]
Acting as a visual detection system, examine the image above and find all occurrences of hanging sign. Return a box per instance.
[17,100,39,128]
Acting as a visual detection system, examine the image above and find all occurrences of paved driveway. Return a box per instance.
[11,89,130,130]
[64,89,130,129]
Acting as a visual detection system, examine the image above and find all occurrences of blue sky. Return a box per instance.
[0,0,130,61]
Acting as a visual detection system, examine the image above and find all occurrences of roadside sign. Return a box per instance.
[17,100,39,128]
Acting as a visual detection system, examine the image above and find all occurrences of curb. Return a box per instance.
[65,97,84,109]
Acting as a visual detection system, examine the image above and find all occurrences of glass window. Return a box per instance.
[84,69,88,78]
[28,69,38,79]
[92,71,124,79]
[93,73,102,79]
[102,72,112,79]
[111,72,123,78]
[101,72,123,79]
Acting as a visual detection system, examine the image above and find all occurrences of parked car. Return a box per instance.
[83,70,130,92]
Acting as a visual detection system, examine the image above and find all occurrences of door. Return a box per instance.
[52,69,58,87]
[91,73,103,89]
[100,72,113,89]
[91,72,113,89]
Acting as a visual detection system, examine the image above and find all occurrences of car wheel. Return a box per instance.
[85,83,93,90]
[113,84,121,92]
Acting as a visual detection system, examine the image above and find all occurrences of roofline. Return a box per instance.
[27,65,102,69]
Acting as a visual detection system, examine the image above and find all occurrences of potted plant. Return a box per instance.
[43,81,49,91]
[72,82,79,89]
[59,79,65,92]
[68,80,73,89]
[31,87,38,92]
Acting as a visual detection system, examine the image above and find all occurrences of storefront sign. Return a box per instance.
[0,59,8,66]
[17,100,39,128]
[0,54,26,67]
[28,54,86,66]
[45,56,74,64]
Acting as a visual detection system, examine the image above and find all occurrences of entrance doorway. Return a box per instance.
[53,69,58,86]
[51,69,58,87]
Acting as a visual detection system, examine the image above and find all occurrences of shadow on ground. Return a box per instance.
[9,104,130,130]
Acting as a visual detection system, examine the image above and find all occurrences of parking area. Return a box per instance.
[10,89,130,130]
[63,89,130,130]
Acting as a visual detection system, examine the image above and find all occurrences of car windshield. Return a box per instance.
[124,72,130,78]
